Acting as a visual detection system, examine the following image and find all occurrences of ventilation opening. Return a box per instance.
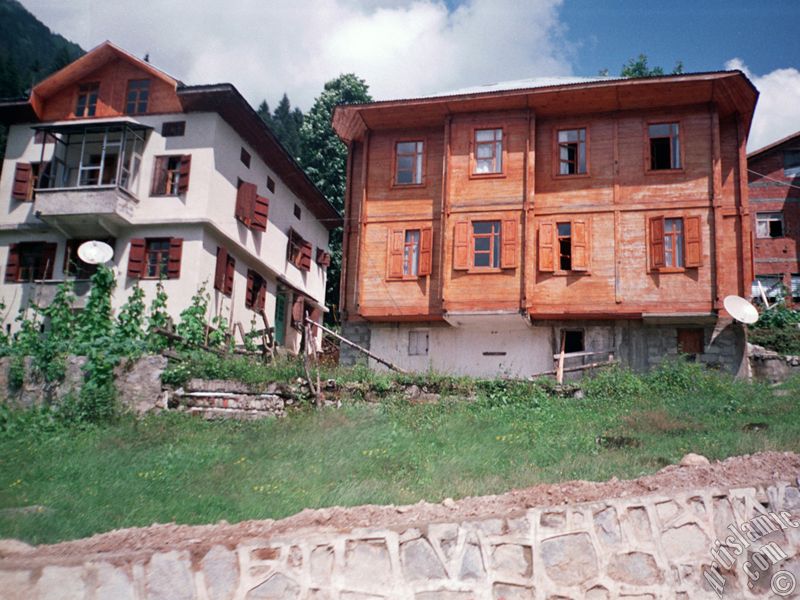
[562,330,584,353]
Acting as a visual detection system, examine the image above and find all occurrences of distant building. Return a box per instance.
[0,42,340,351]
[333,72,757,377]
[748,132,800,306]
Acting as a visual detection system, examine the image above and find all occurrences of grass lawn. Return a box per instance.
[0,361,798,545]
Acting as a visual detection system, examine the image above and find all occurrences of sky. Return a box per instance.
[17,0,800,151]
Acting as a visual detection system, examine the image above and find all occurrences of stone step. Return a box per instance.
[177,392,287,412]
[187,407,281,420]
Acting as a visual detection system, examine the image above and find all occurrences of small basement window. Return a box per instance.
[267,176,276,193]
[677,328,704,355]
[240,148,251,168]
[408,330,429,356]
[562,330,584,353]
[294,204,301,220]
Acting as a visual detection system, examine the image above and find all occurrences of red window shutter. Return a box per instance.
[178,155,191,194]
[5,244,19,282]
[42,243,57,279]
[252,195,269,232]
[387,228,405,279]
[12,163,32,201]
[453,221,469,270]
[571,218,589,271]
[245,270,255,308]
[235,182,257,225]
[501,218,518,269]
[256,282,266,313]
[167,237,183,279]
[649,216,665,270]
[225,255,235,295]
[151,157,167,195]
[323,252,331,267]
[316,248,326,265]
[538,221,555,272]
[419,227,433,276]
[299,241,313,271]
[309,306,322,336]
[214,246,227,292]
[291,294,305,325]
[127,238,146,278]
[684,215,702,267]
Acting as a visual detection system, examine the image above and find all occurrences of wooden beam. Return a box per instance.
[306,317,407,373]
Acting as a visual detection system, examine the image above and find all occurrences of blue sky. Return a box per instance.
[19,0,800,149]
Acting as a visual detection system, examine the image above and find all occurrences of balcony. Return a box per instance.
[31,120,150,236]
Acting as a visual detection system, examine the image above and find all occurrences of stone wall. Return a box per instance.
[3,481,799,599]
[749,344,800,383]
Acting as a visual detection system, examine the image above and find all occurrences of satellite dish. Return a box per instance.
[723,295,759,325]
[77,240,114,265]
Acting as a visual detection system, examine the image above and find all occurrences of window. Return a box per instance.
[677,328,704,355]
[395,141,424,185]
[240,148,251,168]
[246,269,267,312]
[561,330,584,353]
[152,155,191,196]
[649,215,701,270]
[316,248,331,267]
[287,230,312,271]
[538,220,588,273]
[214,247,235,296]
[294,204,302,220]
[648,122,681,170]
[125,79,150,114]
[408,330,429,356]
[161,121,186,137]
[267,176,275,193]
[5,242,57,282]
[473,128,503,174]
[756,212,784,238]
[784,150,800,178]
[792,274,800,303]
[752,275,783,303]
[557,128,587,175]
[387,227,432,279]
[75,82,99,117]
[472,221,500,268]
[127,238,183,279]
[64,238,113,279]
[11,162,48,201]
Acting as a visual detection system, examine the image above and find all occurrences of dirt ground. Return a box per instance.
[4,451,799,560]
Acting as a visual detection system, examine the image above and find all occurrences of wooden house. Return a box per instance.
[333,72,758,377]
[748,131,800,305]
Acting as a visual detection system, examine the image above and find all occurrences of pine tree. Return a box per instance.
[271,93,303,159]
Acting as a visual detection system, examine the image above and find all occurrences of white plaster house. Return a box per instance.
[0,42,340,352]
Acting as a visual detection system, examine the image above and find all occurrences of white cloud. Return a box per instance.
[20,0,570,111]
[726,58,800,152]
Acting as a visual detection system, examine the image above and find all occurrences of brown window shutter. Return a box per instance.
[167,237,183,279]
[419,227,433,276]
[538,221,555,272]
[214,246,227,292]
[245,270,255,308]
[256,282,266,313]
[684,215,702,267]
[309,306,322,336]
[571,218,589,271]
[178,155,191,194]
[5,244,19,282]
[316,248,326,265]
[12,163,32,201]
[225,255,235,295]
[291,294,305,325]
[127,238,146,278]
[501,218,518,269]
[453,220,469,270]
[649,216,665,270]
[252,195,269,232]
[42,243,57,279]
[387,228,405,279]
[299,241,313,271]
[235,181,257,225]
[151,157,167,195]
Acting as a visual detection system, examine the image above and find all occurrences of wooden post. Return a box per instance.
[556,330,566,384]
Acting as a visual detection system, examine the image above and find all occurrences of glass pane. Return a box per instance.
[473,221,493,235]
[559,129,578,143]
[578,144,586,173]
[396,171,412,184]
[476,144,493,159]
[474,253,490,267]
[649,123,671,137]
[675,231,684,266]
[495,143,502,170]
[405,230,420,244]
[397,156,413,171]
[557,223,571,236]
[416,142,424,153]
[475,129,494,142]
[672,134,681,168]
[475,159,491,173]
[474,237,490,251]
[397,142,416,153]
[415,153,423,183]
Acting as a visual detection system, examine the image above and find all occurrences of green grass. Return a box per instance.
[0,361,798,545]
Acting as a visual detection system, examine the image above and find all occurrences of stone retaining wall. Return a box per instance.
[749,344,800,384]
[3,481,799,599]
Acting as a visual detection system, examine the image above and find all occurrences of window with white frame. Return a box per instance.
[756,212,784,238]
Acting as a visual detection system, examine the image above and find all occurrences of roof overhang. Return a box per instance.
[32,117,152,135]
[443,310,530,328]
[178,84,342,230]
[333,71,759,143]
[747,129,800,160]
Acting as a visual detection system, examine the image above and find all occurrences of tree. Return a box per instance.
[271,94,303,159]
[620,54,684,78]
[256,100,273,127]
[299,74,372,318]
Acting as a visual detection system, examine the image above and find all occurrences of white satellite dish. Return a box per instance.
[723,295,759,325]
[77,240,114,265]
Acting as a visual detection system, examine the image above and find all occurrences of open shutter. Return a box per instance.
[419,227,433,276]
[42,243,57,279]
[5,244,19,282]
[387,228,405,279]
[214,246,228,292]
[245,271,255,308]
[256,281,266,312]
[538,221,555,272]
[167,237,183,279]
[225,255,235,295]
[299,241,313,271]
[178,155,191,194]
[501,218,518,269]
[453,221,469,270]
[571,218,589,271]
[127,238,146,278]
[309,306,322,337]
[684,215,702,267]
[252,195,269,232]
[291,294,305,326]
[12,163,32,201]
[649,216,665,270]
[235,182,257,225]
[151,158,167,195]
